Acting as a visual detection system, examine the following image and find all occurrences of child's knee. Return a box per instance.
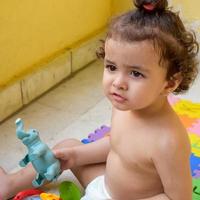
[53,138,82,150]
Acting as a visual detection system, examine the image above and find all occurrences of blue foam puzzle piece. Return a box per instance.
[190,154,200,178]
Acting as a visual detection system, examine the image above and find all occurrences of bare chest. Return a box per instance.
[110,122,155,167]
[105,124,162,199]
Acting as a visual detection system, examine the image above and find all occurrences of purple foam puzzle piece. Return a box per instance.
[193,163,200,178]
[194,169,200,178]
[83,125,110,143]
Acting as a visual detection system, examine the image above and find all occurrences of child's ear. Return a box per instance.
[162,72,183,95]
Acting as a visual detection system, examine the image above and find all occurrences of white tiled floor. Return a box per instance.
[0,60,112,193]
[0,59,200,194]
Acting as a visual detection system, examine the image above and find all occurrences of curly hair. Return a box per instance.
[97,0,199,94]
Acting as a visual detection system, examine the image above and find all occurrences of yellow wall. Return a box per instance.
[0,0,111,87]
[111,0,200,21]
[1,0,199,88]
[172,0,200,20]
[111,0,132,16]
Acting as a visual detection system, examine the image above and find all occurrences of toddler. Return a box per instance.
[0,0,199,199]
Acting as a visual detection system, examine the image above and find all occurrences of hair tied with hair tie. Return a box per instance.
[143,3,156,11]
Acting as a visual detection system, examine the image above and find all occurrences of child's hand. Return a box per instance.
[53,148,76,171]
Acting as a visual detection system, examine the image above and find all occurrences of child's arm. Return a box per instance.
[138,193,170,200]
[54,136,110,170]
[152,133,192,200]
[74,136,110,165]
[55,107,115,170]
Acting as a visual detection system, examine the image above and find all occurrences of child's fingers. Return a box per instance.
[53,149,75,170]
[53,148,68,160]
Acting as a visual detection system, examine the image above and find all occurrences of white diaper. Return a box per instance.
[81,175,111,200]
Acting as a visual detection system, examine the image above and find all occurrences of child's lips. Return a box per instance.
[112,93,127,102]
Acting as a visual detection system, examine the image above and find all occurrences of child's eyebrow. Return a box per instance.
[104,59,115,65]
[127,65,150,73]
[104,59,150,73]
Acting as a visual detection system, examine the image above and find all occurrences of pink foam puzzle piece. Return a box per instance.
[188,119,200,136]
[168,95,181,106]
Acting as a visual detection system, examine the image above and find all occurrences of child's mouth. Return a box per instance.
[112,93,127,103]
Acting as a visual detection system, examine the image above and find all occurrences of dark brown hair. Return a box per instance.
[97,0,199,94]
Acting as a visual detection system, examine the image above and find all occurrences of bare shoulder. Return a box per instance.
[153,112,191,159]
[152,110,192,199]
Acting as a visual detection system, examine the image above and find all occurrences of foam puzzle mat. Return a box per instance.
[168,95,200,199]
[82,95,200,199]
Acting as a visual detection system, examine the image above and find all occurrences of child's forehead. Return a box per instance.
[105,38,157,54]
[104,38,161,66]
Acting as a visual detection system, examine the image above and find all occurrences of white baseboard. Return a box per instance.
[0,31,105,122]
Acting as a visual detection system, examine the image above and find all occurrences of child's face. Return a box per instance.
[103,38,169,111]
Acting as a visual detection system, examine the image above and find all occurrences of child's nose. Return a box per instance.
[112,75,128,90]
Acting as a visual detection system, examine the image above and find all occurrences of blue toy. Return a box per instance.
[16,118,61,187]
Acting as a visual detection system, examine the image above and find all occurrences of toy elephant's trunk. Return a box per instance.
[16,118,29,139]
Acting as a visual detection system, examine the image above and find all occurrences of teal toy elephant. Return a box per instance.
[16,118,61,187]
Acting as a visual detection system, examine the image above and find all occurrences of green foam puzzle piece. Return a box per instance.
[193,178,200,200]
[59,181,81,200]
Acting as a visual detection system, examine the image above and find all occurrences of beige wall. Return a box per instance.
[172,0,200,20]
[111,0,200,21]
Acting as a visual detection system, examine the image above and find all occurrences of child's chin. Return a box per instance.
[112,103,130,111]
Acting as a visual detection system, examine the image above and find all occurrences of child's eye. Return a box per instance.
[130,71,145,78]
[105,65,117,72]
